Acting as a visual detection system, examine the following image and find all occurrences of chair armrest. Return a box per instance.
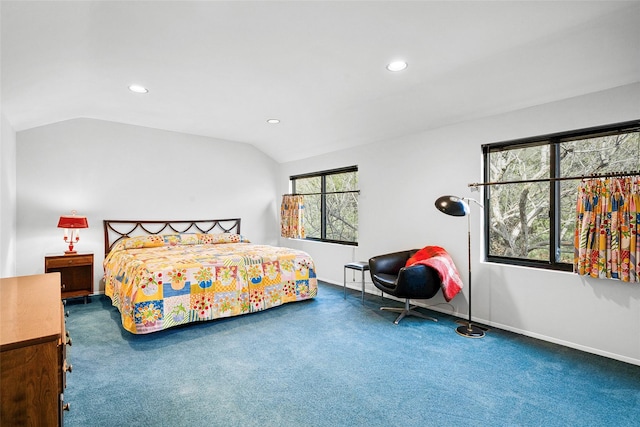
[394,264,441,299]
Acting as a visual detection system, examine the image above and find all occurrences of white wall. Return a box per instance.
[279,83,640,365]
[16,118,280,291]
[1,112,17,277]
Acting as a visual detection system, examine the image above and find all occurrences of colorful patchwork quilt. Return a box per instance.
[103,233,317,334]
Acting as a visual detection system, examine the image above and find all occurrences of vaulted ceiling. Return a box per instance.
[2,1,639,162]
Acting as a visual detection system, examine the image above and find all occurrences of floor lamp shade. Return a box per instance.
[435,195,469,217]
[434,195,485,338]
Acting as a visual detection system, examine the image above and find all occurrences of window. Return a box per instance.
[291,166,359,245]
[484,121,639,271]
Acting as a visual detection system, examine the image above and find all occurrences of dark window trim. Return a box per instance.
[290,165,358,181]
[483,120,640,271]
[482,120,640,151]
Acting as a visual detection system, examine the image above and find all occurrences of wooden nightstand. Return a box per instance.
[45,252,93,303]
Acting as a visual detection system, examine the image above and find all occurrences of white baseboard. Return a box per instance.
[481,320,640,367]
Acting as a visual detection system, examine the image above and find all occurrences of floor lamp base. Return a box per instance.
[456,323,485,339]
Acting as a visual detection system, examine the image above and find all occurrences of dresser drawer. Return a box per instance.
[46,255,93,268]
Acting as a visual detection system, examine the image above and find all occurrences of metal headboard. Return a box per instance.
[103,218,241,256]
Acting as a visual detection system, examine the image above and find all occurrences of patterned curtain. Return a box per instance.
[280,195,305,239]
[574,176,639,282]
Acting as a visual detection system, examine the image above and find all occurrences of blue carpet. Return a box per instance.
[63,282,640,427]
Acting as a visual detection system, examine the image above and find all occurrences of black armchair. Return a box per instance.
[369,250,441,325]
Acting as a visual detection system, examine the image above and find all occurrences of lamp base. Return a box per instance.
[64,250,78,255]
[456,323,485,339]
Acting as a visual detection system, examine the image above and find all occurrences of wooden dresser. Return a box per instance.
[0,273,71,427]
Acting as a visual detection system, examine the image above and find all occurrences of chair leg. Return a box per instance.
[380,299,438,325]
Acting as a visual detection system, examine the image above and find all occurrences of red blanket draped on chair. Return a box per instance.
[405,246,463,302]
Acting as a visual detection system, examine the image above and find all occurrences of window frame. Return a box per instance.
[290,165,359,246]
[483,120,640,271]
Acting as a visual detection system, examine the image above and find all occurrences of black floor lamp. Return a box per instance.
[435,195,485,339]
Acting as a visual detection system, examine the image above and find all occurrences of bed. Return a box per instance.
[103,219,317,334]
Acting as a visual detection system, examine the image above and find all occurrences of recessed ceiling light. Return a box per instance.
[128,84,148,94]
[267,119,280,124]
[386,61,408,72]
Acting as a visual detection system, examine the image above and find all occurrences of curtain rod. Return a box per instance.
[469,170,640,188]
[283,190,360,196]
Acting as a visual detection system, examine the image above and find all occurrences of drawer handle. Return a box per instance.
[63,403,71,411]
[64,363,73,373]
[66,337,72,346]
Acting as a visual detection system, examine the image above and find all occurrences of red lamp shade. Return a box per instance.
[57,215,89,229]
[57,213,88,254]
